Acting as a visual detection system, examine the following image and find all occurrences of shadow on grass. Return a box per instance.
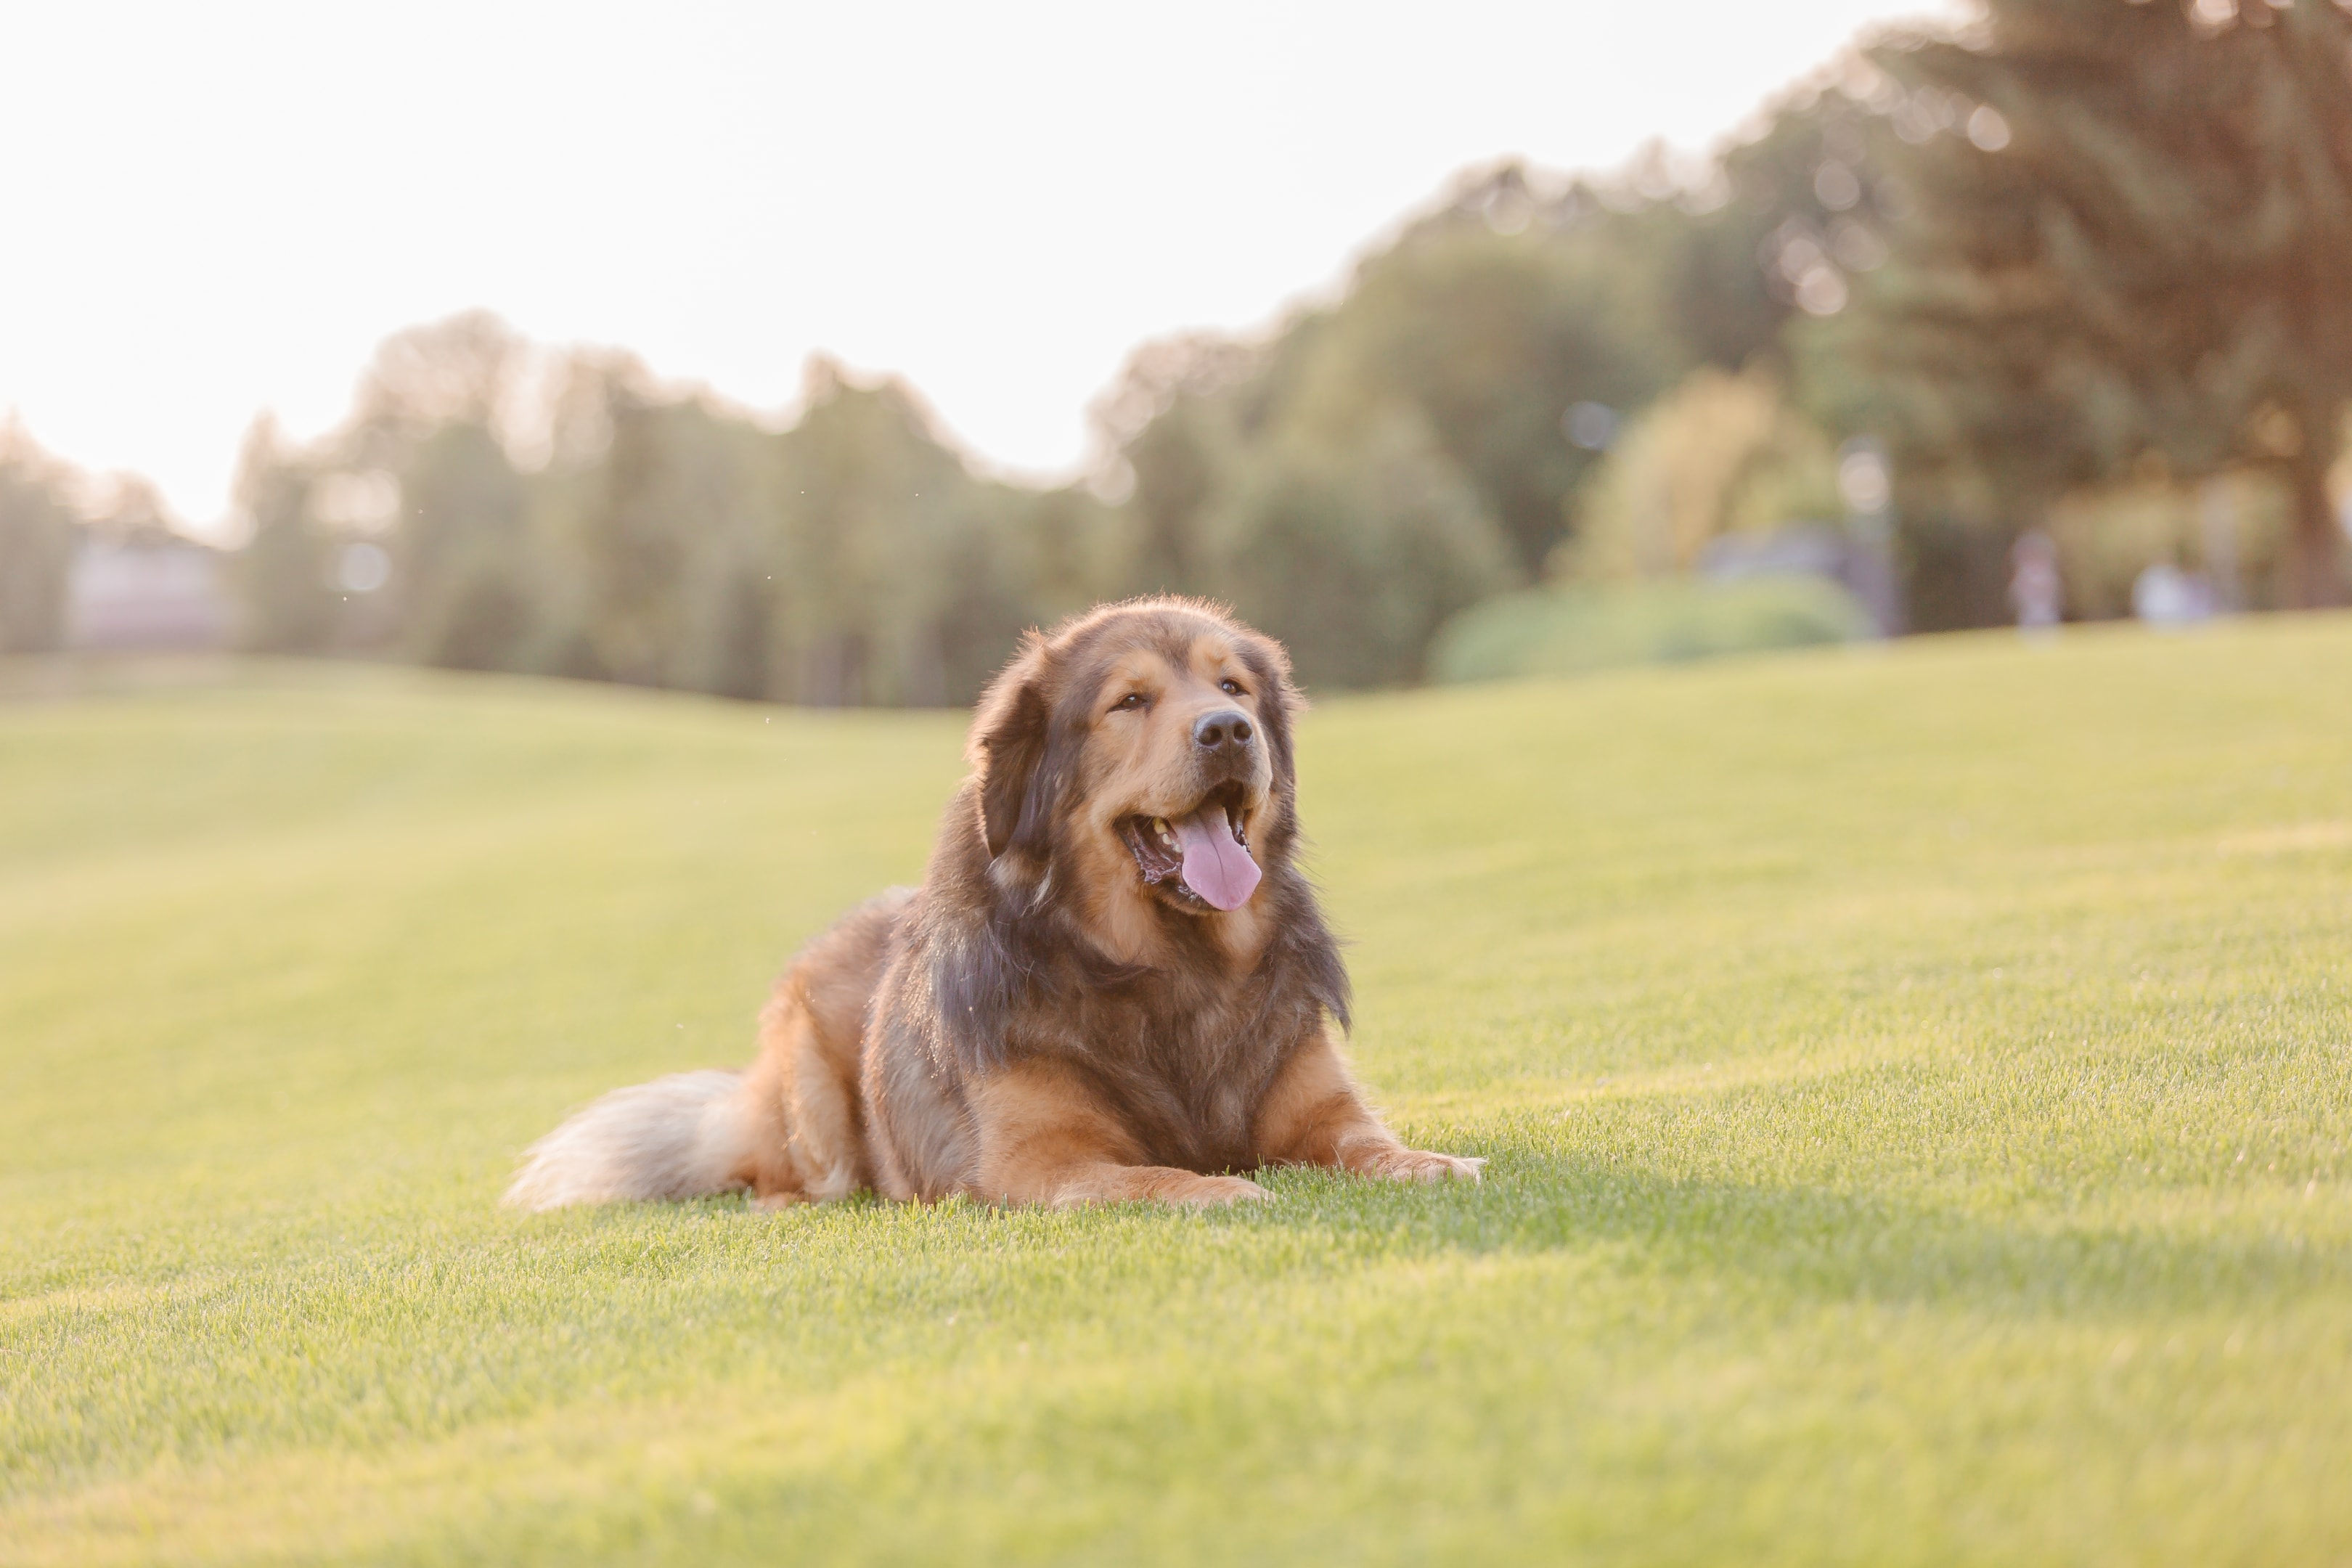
[1248,1152,2346,1320]
[468,1143,2348,1329]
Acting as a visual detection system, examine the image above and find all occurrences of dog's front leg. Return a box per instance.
[968,1059,1267,1206]
[1253,1026,1484,1184]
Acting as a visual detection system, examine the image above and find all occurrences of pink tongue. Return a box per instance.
[1172,806,1261,910]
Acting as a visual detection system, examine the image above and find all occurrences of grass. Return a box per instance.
[1,619,2348,1565]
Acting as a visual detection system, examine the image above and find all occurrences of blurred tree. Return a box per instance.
[1092,333,1257,589]
[1292,215,1670,573]
[1702,83,1916,368]
[348,310,523,457]
[1895,509,2027,632]
[333,314,542,669]
[920,478,1132,704]
[1573,367,1843,580]
[397,420,534,670]
[1201,409,1520,689]
[775,362,1020,706]
[289,322,1145,708]
[1842,0,2352,606]
[984,481,1133,635]
[0,419,82,654]
[230,415,337,653]
[571,385,768,691]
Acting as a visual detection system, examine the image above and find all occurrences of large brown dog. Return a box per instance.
[506,598,1480,1209]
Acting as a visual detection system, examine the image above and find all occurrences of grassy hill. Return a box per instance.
[3,622,2349,1565]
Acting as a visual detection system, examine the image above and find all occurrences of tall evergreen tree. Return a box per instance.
[1853,0,2352,605]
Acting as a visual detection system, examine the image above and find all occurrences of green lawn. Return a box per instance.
[3,620,2348,1566]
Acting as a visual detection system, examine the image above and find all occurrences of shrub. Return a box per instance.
[1429,575,1873,683]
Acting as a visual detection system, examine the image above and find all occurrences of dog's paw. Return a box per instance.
[804,1161,858,1203]
[1170,1173,1273,1206]
[1369,1148,1485,1185]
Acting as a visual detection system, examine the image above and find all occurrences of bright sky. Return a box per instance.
[2,1,1952,536]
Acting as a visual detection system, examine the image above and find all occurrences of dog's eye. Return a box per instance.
[1219,679,1246,696]
[1112,692,1148,712]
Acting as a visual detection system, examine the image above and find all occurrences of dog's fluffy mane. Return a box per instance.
[905,599,1349,1161]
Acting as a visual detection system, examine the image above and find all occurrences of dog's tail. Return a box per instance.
[503,1069,756,1211]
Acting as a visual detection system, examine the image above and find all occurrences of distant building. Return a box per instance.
[66,534,232,650]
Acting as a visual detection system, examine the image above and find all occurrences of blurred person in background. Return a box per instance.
[2009,529,2062,638]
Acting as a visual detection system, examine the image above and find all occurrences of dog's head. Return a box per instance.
[968,597,1302,925]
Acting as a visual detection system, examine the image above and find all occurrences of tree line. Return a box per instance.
[5,0,2346,693]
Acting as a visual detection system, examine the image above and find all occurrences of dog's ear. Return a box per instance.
[970,637,1053,859]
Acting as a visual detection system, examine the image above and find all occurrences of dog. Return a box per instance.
[505,597,1482,1209]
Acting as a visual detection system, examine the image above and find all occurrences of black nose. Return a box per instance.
[1193,709,1254,751]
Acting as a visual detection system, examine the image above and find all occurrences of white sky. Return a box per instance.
[1,1,1951,536]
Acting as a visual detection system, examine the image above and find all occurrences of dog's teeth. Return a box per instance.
[1152,817,1169,834]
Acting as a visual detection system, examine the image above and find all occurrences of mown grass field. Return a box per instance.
[3,618,2349,1565]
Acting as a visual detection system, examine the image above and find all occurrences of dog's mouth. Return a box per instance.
[1118,783,1260,912]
